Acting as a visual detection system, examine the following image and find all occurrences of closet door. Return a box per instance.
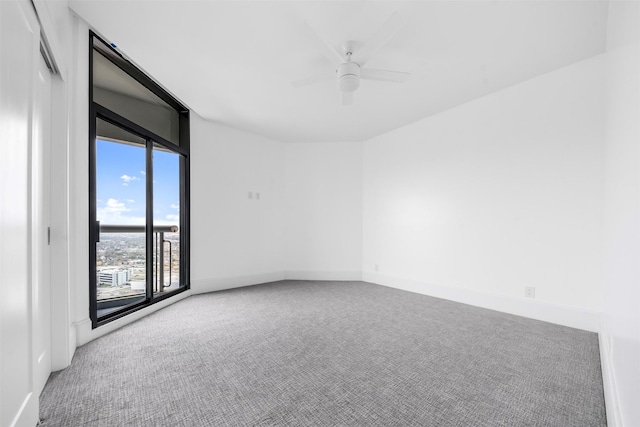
[0,0,42,425]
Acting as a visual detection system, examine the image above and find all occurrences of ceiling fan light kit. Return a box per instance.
[295,12,410,106]
[337,61,361,93]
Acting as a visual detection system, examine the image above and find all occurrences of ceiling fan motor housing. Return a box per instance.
[337,62,361,93]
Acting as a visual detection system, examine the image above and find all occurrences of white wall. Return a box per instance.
[363,56,605,323]
[283,142,363,280]
[602,1,640,425]
[190,115,285,292]
[67,13,93,347]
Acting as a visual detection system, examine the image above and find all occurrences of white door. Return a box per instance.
[0,0,42,425]
[33,49,53,397]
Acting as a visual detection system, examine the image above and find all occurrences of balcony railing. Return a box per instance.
[98,223,178,295]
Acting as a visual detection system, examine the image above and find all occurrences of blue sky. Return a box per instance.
[97,139,180,226]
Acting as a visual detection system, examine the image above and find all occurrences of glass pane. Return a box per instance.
[153,143,182,296]
[95,118,147,314]
[93,48,180,145]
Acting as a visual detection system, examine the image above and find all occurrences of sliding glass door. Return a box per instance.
[90,32,189,327]
[95,120,148,317]
[152,144,183,294]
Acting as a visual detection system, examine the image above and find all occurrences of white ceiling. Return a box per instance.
[70,0,608,143]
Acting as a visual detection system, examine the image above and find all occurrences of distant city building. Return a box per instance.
[98,269,129,286]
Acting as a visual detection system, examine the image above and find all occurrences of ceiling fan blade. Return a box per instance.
[361,68,410,83]
[303,21,344,65]
[342,92,353,106]
[352,12,405,66]
[292,73,333,88]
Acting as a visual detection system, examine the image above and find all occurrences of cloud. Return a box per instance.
[140,171,145,175]
[120,174,140,186]
[165,214,179,222]
[104,198,130,213]
[127,199,135,203]
[97,198,145,225]
[170,203,180,210]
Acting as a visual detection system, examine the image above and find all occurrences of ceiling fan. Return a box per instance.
[293,12,410,106]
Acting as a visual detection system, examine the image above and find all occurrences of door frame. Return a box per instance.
[32,47,54,397]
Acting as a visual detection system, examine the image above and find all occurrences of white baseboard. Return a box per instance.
[67,324,77,367]
[284,270,363,281]
[363,271,601,332]
[75,290,193,346]
[75,270,356,348]
[190,271,286,294]
[599,316,623,427]
[190,270,363,294]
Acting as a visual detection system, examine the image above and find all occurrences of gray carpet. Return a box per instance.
[40,280,606,426]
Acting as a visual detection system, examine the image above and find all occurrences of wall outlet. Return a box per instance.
[248,191,253,199]
[256,192,260,200]
[525,286,536,298]
[374,264,379,272]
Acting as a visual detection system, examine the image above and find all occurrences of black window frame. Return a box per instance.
[89,31,190,328]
